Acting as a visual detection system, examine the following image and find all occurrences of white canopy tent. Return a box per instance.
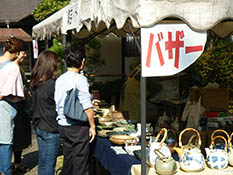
[33,0,233,40]
[32,1,233,175]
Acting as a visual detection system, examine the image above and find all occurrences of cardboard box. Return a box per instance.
[200,88,229,112]
[189,88,229,112]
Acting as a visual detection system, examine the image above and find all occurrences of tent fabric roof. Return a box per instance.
[0,28,32,42]
[0,0,41,23]
[32,0,233,40]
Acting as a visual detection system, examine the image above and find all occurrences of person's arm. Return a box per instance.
[85,107,96,143]
[78,76,96,142]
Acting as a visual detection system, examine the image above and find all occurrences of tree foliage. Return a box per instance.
[69,37,105,84]
[33,0,70,21]
[193,31,233,99]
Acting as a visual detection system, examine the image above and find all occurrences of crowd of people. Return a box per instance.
[0,37,96,175]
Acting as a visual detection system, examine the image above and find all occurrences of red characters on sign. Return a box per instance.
[146,31,203,69]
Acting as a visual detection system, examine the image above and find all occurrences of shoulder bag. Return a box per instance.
[63,84,88,122]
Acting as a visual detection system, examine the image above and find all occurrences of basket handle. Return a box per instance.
[210,129,229,142]
[228,132,233,148]
[210,135,228,152]
[154,128,168,148]
[178,128,201,147]
[154,149,165,159]
[187,134,198,146]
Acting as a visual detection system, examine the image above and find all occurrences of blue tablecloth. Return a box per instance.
[91,136,141,175]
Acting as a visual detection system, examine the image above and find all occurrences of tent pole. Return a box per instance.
[62,34,67,48]
[45,38,49,49]
[140,76,147,175]
[127,22,141,53]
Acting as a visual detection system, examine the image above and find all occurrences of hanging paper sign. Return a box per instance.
[141,24,207,77]
[63,1,80,31]
[32,40,38,59]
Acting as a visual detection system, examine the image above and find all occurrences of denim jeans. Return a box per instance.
[35,127,60,175]
[0,144,12,175]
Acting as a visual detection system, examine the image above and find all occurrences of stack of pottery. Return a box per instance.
[205,129,229,169]
[173,128,205,172]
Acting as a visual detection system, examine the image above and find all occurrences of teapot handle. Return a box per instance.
[211,129,229,142]
[210,135,228,152]
[179,128,201,147]
[187,134,198,146]
[229,132,233,148]
[154,149,166,158]
[154,128,168,148]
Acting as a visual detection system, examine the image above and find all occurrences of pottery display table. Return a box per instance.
[131,163,233,175]
[91,136,140,175]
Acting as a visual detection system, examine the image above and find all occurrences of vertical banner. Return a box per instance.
[63,1,80,31]
[141,24,207,77]
[32,40,38,59]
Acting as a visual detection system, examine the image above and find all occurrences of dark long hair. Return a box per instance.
[30,50,58,89]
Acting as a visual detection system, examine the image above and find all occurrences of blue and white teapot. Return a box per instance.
[206,135,228,169]
[173,128,205,172]
[228,132,233,166]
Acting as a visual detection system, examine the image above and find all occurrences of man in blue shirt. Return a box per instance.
[54,45,96,175]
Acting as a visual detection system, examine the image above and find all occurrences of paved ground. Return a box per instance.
[16,130,109,175]
[19,130,62,175]
[21,130,38,175]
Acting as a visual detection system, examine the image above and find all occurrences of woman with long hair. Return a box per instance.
[30,50,60,175]
[0,37,25,175]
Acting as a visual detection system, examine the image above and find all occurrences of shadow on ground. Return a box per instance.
[22,151,38,171]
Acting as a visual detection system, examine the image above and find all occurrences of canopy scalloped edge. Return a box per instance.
[32,0,233,40]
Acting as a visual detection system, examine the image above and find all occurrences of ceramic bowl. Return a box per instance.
[109,135,133,145]
[98,117,112,123]
[99,121,114,126]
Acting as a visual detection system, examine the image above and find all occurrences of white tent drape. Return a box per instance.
[33,0,233,40]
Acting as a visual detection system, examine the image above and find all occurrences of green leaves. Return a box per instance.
[33,0,70,21]
[193,33,233,99]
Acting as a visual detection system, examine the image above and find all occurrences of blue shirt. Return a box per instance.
[54,71,92,126]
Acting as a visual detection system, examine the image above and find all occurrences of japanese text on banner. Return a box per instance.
[141,24,207,77]
[63,1,80,31]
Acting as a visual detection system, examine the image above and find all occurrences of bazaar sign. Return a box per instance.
[141,24,207,77]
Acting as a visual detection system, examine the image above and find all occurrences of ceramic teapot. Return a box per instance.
[206,135,228,169]
[228,132,233,166]
[154,149,177,175]
[147,128,171,166]
[173,128,205,172]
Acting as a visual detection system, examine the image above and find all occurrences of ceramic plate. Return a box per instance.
[97,125,114,130]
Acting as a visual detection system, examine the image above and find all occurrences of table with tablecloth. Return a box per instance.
[91,136,141,175]
[131,163,233,175]
[91,136,233,175]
